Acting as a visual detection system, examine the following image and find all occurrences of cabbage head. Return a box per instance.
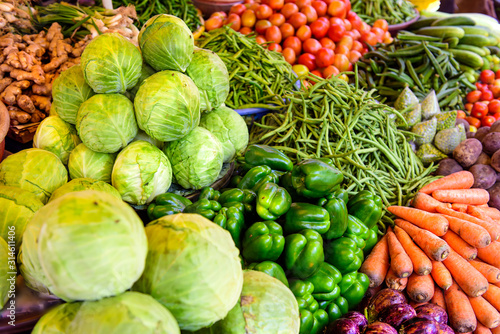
[0,237,9,309]
[0,186,44,249]
[76,94,138,153]
[134,70,200,142]
[164,127,223,190]
[133,213,243,331]
[18,190,147,301]
[199,106,249,163]
[49,178,121,202]
[51,65,95,124]
[81,33,142,93]
[186,48,229,112]
[127,63,156,100]
[68,143,117,183]
[139,14,194,72]
[32,291,180,334]
[112,140,172,205]
[33,116,81,164]
[0,148,68,204]
[131,130,164,150]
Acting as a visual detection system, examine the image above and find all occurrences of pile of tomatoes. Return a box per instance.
[204,0,392,79]
[462,70,500,131]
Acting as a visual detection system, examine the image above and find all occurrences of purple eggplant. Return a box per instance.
[437,323,454,334]
[402,320,439,334]
[378,303,417,328]
[367,288,407,321]
[343,311,368,332]
[325,318,360,334]
[414,304,448,325]
[364,322,398,334]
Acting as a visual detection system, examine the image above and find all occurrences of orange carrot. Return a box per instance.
[412,192,450,213]
[477,241,500,269]
[387,227,413,278]
[431,260,453,290]
[474,207,500,221]
[470,260,500,284]
[430,285,447,312]
[443,249,489,297]
[469,295,500,329]
[420,171,474,194]
[394,226,433,276]
[453,203,469,213]
[407,273,434,303]
[394,219,450,261]
[445,280,478,333]
[475,322,493,334]
[442,230,479,260]
[483,284,500,312]
[432,189,490,205]
[385,267,408,291]
[478,204,490,207]
[468,206,500,241]
[443,215,491,249]
[436,206,500,242]
[359,234,390,288]
[492,325,500,334]
[388,206,449,236]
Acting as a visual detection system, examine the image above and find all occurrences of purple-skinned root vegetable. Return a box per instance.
[437,323,454,334]
[367,288,407,321]
[343,311,367,332]
[414,304,448,325]
[363,322,398,334]
[378,303,416,329]
[401,319,439,334]
[325,318,359,334]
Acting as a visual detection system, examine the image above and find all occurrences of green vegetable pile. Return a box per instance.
[351,0,416,25]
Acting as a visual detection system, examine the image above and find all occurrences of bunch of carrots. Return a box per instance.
[360,171,500,334]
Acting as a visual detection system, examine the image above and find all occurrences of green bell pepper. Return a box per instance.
[345,215,370,250]
[256,182,292,220]
[213,207,245,248]
[238,165,279,192]
[146,193,193,220]
[321,296,349,323]
[305,262,342,302]
[323,198,348,240]
[339,271,370,310]
[244,144,293,172]
[289,279,329,334]
[229,175,242,188]
[218,188,256,213]
[283,229,324,279]
[183,198,222,220]
[198,187,220,201]
[283,203,330,235]
[347,190,383,229]
[333,189,349,205]
[364,226,379,256]
[247,261,288,287]
[242,221,284,262]
[291,159,344,198]
[324,237,363,274]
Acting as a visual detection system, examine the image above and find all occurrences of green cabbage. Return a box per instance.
[131,130,164,150]
[127,63,156,100]
[199,106,249,162]
[112,141,172,205]
[164,127,223,190]
[0,237,9,309]
[76,94,138,153]
[51,65,95,124]
[49,178,121,202]
[186,48,229,112]
[81,33,142,94]
[139,14,194,72]
[134,70,200,142]
[68,144,117,183]
[19,190,147,301]
[133,213,243,331]
[32,292,180,334]
[33,116,81,164]
[0,148,68,204]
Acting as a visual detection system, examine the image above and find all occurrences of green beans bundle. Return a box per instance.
[196,26,297,110]
[356,33,475,110]
[351,0,417,25]
[250,76,438,222]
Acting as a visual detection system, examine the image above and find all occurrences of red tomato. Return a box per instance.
[352,40,363,52]
[311,0,327,16]
[482,89,494,101]
[268,42,282,52]
[315,47,334,67]
[246,2,260,11]
[310,70,323,78]
[482,115,496,127]
[295,0,312,8]
[329,17,344,26]
[343,19,352,31]
[269,13,286,26]
[256,5,273,19]
[360,31,377,46]
[224,14,241,31]
[328,0,346,18]
[303,38,322,55]
[256,35,267,44]
[282,47,296,64]
[320,37,335,50]
[457,110,467,119]
[205,17,223,31]
[323,65,339,78]
[465,116,481,129]
[211,11,227,19]
[298,53,317,70]
[333,53,349,72]
[327,24,346,42]
[266,25,283,43]
[348,50,361,63]
[489,99,500,113]
[241,10,257,28]
[310,20,329,39]
[491,84,500,98]
[337,35,353,49]
[280,23,295,39]
[322,0,333,4]
[343,0,351,12]
[373,19,388,32]
[371,27,385,42]
[476,82,487,91]
[466,90,482,104]
[335,44,349,55]
[255,20,272,34]
[296,25,312,41]
[269,0,285,9]
[301,5,318,23]
[496,69,500,80]
[230,4,247,15]
[465,103,473,112]
[281,3,299,18]
[472,102,488,119]
[283,36,302,54]
[480,70,496,84]
[239,27,253,35]
[494,112,500,121]
[289,12,307,28]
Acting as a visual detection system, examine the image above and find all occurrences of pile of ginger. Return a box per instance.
[0,22,90,125]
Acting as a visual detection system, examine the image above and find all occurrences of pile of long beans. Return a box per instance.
[196,26,297,110]
[351,0,417,25]
[250,76,438,221]
[356,32,476,109]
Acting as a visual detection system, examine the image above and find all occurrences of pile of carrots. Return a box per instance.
[360,171,500,334]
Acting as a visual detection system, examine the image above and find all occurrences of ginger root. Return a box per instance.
[8,106,30,125]
[10,65,45,85]
[31,95,51,113]
[17,94,35,113]
[1,79,30,105]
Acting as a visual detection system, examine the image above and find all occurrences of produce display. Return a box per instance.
[351,0,417,26]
